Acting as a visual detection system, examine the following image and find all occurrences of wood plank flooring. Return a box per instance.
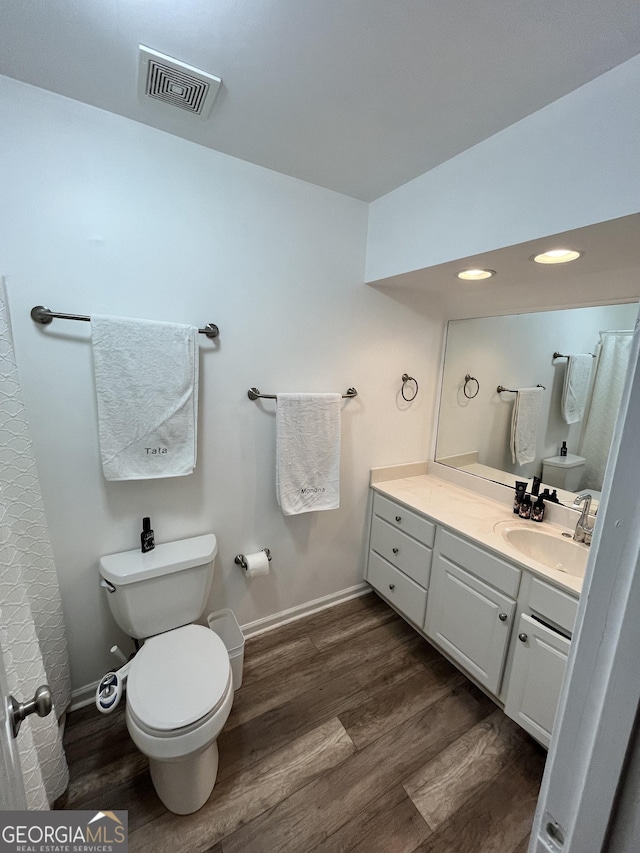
[55,592,546,852]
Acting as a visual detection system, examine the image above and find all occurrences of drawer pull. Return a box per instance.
[392,547,399,554]
[388,583,395,591]
[498,612,508,622]
[395,516,402,523]
[519,632,528,643]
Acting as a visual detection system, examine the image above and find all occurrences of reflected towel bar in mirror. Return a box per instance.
[30,305,220,339]
[497,384,546,393]
[553,351,596,359]
[248,387,358,400]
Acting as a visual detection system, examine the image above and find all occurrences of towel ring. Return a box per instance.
[463,374,480,399]
[401,374,419,402]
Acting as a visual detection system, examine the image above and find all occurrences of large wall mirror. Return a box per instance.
[435,301,639,507]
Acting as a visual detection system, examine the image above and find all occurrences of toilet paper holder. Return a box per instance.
[235,548,272,570]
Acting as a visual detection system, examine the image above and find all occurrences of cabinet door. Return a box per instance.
[505,613,570,748]
[425,554,515,695]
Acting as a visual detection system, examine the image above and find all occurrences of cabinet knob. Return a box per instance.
[498,612,508,622]
[392,547,399,554]
[519,632,528,643]
[395,516,402,523]
[388,583,395,591]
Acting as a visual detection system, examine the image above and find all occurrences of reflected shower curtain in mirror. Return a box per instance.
[580,330,634,491]
[0,280,70,808]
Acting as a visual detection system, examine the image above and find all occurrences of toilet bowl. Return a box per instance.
[125,624,233,815]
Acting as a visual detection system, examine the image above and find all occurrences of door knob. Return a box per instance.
[518,633,528,643]
[498,612,508,622]
[395,516,402,523]
[392,547,399,554]
[388,583,395,591]
[8,685,52,739]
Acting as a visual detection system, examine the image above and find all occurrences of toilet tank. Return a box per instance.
[541,454,585,492]
[99,534,217,639]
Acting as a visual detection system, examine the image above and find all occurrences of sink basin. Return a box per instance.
[493,520,589,577]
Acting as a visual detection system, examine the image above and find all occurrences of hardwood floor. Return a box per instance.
[55,592,546,852]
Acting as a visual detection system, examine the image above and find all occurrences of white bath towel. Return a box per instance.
[91,315,199,480]
[510,387,544,466]
[561,354,592,424]
[276,393,341,515]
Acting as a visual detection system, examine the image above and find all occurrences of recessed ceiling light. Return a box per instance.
[532,249,583,265]
[457,269,495,281]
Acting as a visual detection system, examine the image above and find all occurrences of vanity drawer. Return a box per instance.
[528,577,578,636]
[367,551,428,627]
[438,528,521,598]
[373,493,436,548]
[370,516,432,587]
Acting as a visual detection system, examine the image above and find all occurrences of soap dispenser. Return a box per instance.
[141,517,155,553]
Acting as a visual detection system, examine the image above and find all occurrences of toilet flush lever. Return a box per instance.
[8,685,52,739]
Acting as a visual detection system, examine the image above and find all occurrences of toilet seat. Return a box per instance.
[127,624,231,733]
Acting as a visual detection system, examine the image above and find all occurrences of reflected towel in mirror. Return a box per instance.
[510,387,544,466]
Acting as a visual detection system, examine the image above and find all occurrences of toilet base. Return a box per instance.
[149,740,219,815]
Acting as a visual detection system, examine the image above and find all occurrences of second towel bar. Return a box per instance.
[248,387,358,400]
[497,384,546,393]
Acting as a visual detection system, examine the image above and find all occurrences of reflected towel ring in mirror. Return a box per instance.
[401,373,419,402]
[463,374,480,399]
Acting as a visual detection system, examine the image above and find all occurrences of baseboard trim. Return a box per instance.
[68,583,372,712]
[69,683,100,712]
[240,583,372,639]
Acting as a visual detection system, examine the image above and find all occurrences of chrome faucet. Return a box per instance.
[573,493,594,545]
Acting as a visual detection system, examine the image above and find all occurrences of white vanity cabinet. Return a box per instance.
[425,528,520,696]
[366,494,435,627]
[365,485,580,747]
[504,576,577,748]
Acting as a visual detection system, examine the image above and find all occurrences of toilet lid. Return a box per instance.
[127,624,231,731]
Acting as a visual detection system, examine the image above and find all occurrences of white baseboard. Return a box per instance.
[69,683,100,712]
[239,583,371,638]
[69,583,372,712]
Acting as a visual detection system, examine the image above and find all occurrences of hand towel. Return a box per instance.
[91,315,199,480]
[276,393,341,515]
[561,354,592,424]
[510,387,544,466]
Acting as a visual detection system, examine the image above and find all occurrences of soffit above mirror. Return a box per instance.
[373,213,640,318]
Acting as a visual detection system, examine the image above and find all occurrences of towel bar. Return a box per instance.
[248,387,358,400]
[553,351,595,359]
[30,306,219,339]
[497,384,546,393]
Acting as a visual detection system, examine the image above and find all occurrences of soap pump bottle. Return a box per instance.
[532,496,545,523]
[141,517,155,553]
[518,493,532,520]
[560,441,568,457]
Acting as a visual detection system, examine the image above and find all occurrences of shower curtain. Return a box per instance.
[580,330,634,491]
[0,280,70,808]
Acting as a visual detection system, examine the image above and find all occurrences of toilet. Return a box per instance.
[541,453,586,492]
[99,533,233,815]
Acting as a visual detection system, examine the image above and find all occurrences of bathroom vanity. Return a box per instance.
[364,466,585,748]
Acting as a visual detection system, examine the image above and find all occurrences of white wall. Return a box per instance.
[366,53,640,283]
[437,303,638,480]
[0,76,444,694]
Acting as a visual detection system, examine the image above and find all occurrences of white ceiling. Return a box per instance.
[2,0,640,201]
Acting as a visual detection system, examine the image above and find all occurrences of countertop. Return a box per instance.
[371,473,585,596]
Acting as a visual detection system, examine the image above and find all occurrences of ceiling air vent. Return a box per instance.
[138,46,221,119]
